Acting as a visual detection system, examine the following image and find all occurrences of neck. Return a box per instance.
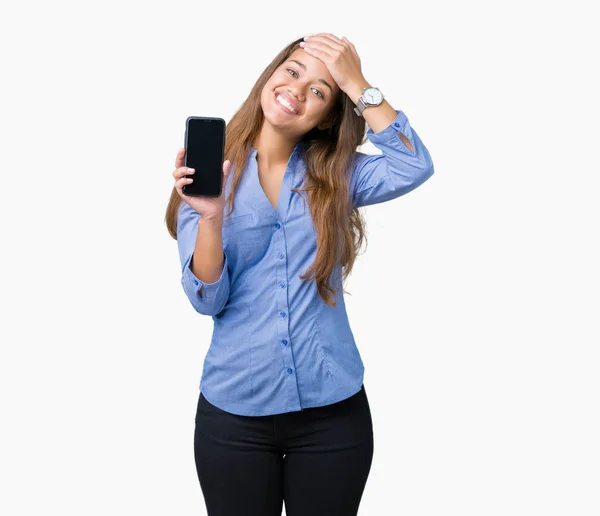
[252,122,301,170]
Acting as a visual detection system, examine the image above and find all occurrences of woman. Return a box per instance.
[165,33,434,516]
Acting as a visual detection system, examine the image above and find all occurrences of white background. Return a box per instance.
[1,0,599,514]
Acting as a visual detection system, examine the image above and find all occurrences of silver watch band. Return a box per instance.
[353,97,367,116]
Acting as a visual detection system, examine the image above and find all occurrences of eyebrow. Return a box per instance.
[287,59,333,93]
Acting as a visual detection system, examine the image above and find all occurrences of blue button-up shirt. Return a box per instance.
[177,109,434,416]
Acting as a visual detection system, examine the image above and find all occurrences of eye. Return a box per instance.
[285,69,324,99]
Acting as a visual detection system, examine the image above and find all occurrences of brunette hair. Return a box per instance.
[166,36,370,307]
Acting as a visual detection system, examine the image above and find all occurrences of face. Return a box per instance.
[260,48,341,138]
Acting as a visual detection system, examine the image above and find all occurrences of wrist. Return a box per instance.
[344,78,371,105]
[199,214,223,227]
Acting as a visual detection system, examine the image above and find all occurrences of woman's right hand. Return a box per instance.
[173,147,231,222]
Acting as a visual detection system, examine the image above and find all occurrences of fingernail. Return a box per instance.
[187,168,195,172]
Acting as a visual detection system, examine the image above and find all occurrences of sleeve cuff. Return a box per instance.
[183,251,229,302]
[366,109,416,154]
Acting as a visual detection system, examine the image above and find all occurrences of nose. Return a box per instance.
[287,87,304,102]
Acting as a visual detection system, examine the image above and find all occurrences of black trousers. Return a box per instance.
[194,384,374,516]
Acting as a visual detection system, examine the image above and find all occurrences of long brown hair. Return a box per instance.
[166,36,370,307]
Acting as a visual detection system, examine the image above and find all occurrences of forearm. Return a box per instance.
[190,217,225,285]
[345,80,415,152]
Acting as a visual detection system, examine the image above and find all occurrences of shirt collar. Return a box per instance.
[249,140,305,163]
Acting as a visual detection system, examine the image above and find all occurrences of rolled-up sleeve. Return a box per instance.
[350,109,435,209]
[177,202,230,316]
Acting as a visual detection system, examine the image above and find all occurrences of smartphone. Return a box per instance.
[182,116,226,197]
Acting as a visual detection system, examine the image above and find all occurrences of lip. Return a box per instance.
[274,91,300,115]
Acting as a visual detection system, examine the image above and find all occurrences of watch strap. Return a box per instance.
[353,87,383,117]
[353,97,367,116]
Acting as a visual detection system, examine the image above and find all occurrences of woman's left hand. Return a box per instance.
[300,34,365,93]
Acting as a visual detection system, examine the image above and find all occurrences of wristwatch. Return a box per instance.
[353,86,384,116]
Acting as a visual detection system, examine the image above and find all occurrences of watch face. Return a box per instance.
[363,87,383,105]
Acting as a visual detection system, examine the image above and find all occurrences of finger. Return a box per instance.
[301,42,333,59]
[221,160,232,182]
[342,36,359,57]
[176,188,194,207]
[175,147,185,168]
[173,165,194,179]
[306,33,343,45]
[219,160,231,198]
[317,33,345,47]
[175,176,194,198]
[304,35,343,51]
[173,165,195,180]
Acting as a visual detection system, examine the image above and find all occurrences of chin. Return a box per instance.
[264,107,294,129]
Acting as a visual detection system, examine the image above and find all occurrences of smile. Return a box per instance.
[274,92,299,115]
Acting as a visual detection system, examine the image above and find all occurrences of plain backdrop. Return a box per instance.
[1,0,599,514]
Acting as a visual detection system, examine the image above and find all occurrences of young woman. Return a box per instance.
[165,33,434,516]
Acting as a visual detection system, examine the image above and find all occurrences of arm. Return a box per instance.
[176,201,231,316]
[346,83,435,208]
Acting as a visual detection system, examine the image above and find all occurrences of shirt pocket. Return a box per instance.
[222,213,272,268]
[223,213,253,228]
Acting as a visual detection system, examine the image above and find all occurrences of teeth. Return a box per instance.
[276,94,298,114]
[277,94,297,114]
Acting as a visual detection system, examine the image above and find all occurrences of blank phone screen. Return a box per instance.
[183,117,225,197]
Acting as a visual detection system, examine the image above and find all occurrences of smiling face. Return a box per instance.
[260,48,341,138]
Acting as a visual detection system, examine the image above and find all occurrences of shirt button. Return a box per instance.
[282,339,288,345]
[193,279,198,285]
[278,252,284,259]
[279,281,285,288]
[275,223,281,229]
[287,368,293,374]
[394,122,400,127]
[280,311,286,318]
